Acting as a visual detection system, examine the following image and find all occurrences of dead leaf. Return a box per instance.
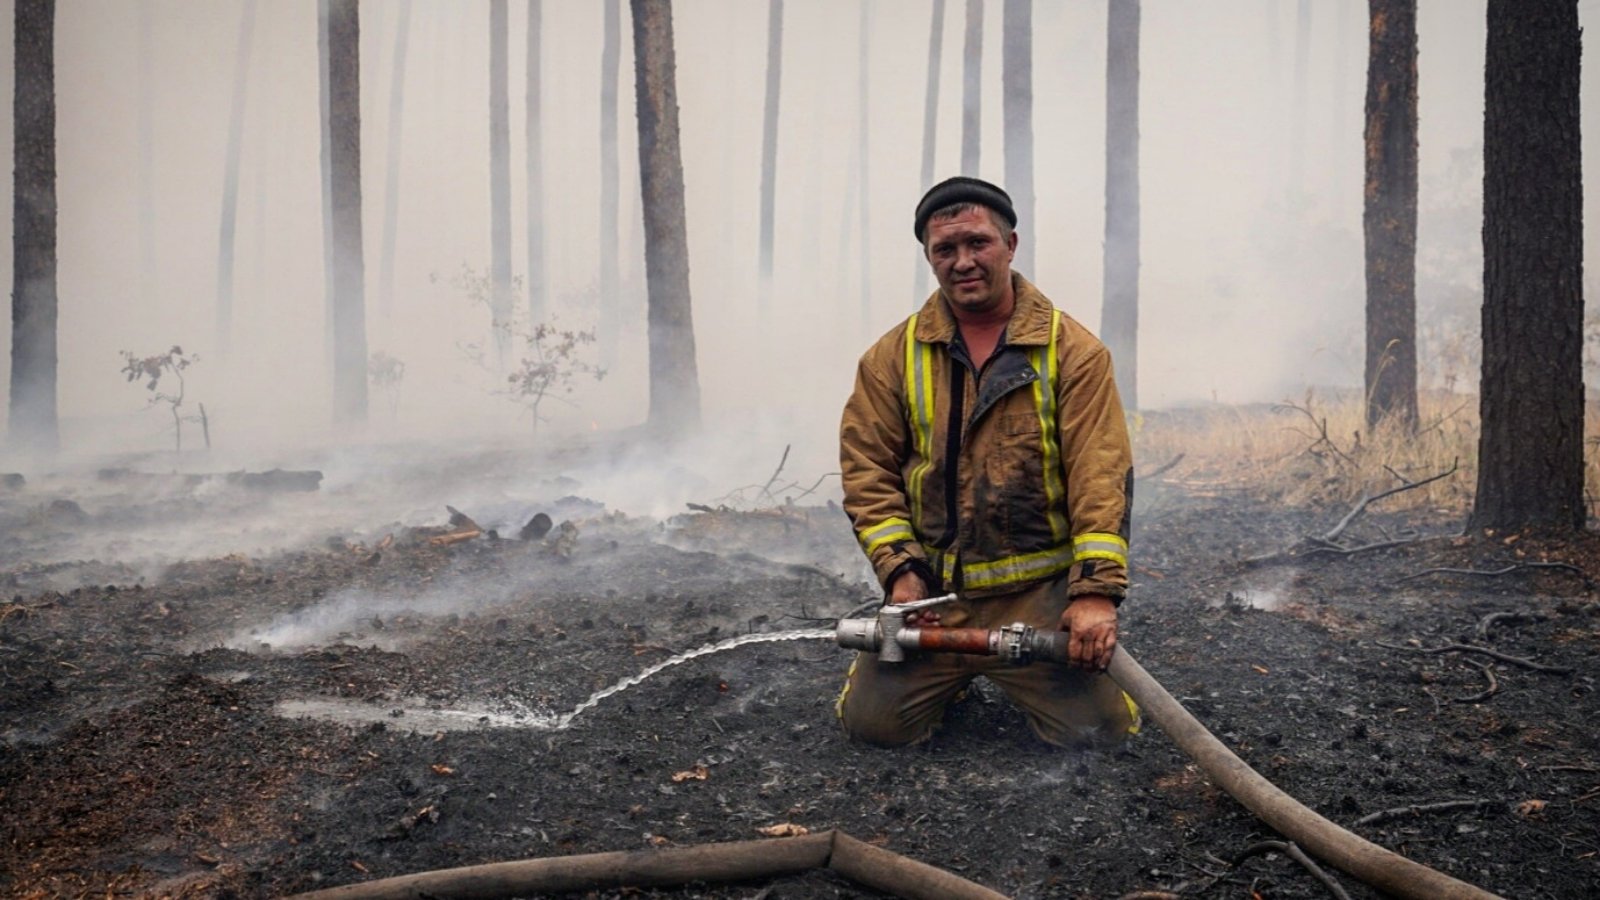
[671,765,709,783]
[430,764,455,776]
[647,834,671,846]
[1503,533,1521,545]
[1516,799,1548,817]
[1251,664,1269,675]
[757,823,809,837]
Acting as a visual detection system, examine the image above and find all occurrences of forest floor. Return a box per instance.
[1,438,1598,900]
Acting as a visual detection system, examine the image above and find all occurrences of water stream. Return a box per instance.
[273,628,836,733]
[550,628,834,728]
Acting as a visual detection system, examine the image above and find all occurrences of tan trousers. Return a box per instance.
[836,575,1139,748]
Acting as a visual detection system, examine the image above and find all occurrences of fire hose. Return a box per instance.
[835,595,1504,900]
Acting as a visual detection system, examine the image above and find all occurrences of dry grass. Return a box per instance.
[1133,389,1600,519]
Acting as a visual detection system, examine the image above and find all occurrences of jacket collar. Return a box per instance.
[914,273,1054,347]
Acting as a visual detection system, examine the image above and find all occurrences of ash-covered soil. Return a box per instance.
[1,462,1598,899]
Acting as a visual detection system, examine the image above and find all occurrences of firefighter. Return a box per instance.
[837,177,1139,748]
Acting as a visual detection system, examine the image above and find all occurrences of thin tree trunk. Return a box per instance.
[600,0,622,362]
[378,0,412,321]
[9,0,58,453]
[630,0,700,435]
[216,0,256,357]
[914,0,946,300]
[1289,0,1311,197]
[1362,0,1418,431]
[1471,0,1584,532]
[526,0,546,323]
[326,0,368,425]
[318,1,336,380]
[1002,0,1032,273]
[1101,0,1140,411]
[960,0,982,176]
[138,2,157,310]
[858,2,871,324]
[489,0,513,367]
[758,0,784,300]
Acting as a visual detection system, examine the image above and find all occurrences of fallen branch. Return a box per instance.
[1400,562,1587,585]
[1321,459,1459,543]
[1454,659,1500,704]
[1231,840,1353,900]
[1353,799,1504,828]
[1474,610,1547,640]
[1297,538,1419,559]
[428,529,482,547]
[1373,641,1572,675]
[1138,453,1186,480]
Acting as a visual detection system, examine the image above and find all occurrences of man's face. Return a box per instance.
[923,206,1018,317]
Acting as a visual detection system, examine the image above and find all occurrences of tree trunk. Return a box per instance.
[600,0,622,362]
[1362,0,1418,432]
[326,0,368,425]
[489,0,513,368]
[1471,0,1584,532]
[757,0,783,300]
[378,0,412,321]
[1101,0,1140,412]
[318,1,336,378]
[1002,0,1032,273]
[960,0,982,176]
[914,0,946,300]
[9,0,58,453]
[857,2,871,324]
[138,2,157,310]
[526,0,546,323]
[215,0,256,357]
[630,0,700,435]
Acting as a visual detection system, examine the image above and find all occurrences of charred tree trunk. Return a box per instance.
[600,0,622,362]
[378,0,412,321]
[960,0,983,176]
[1362,0,1418,432]
[857,2,871,323]
[9,0,58,453]
[216,0,256,357]
[1471,0,1584,532]
[914,0,946,300]
[326,0,368,424]
[758,0,783,301]
[631,0,700,435]
[526,0,547,322]
[489,0,513,367]
[1101,0,1140,411]
[1002,0,1033,273]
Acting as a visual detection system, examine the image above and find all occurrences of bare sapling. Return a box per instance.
[120,346,210,453]
[368,351,406,420]
[443,264,606,436]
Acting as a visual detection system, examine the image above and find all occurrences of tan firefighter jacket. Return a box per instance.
[840,274,1133,602]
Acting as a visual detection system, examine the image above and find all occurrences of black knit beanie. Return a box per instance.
[913,176,1017,242]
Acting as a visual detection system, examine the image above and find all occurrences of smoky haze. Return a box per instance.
[0,1,1594,481]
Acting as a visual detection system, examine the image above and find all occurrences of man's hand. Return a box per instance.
[1059,594,1118,670]
[888,571,941,626]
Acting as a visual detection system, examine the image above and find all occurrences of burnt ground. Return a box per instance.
[1,458,1598,899]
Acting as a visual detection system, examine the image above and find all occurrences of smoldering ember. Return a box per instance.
[3,1,1599,899]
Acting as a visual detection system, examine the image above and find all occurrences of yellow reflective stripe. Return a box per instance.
[1029,309,1067,542]
[860,518,916,554]
[903,315,936,531]
[960,543,1076,590]
[1123,691,1141,735]
[836,655,859,719]
[1073,532,1129,567]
